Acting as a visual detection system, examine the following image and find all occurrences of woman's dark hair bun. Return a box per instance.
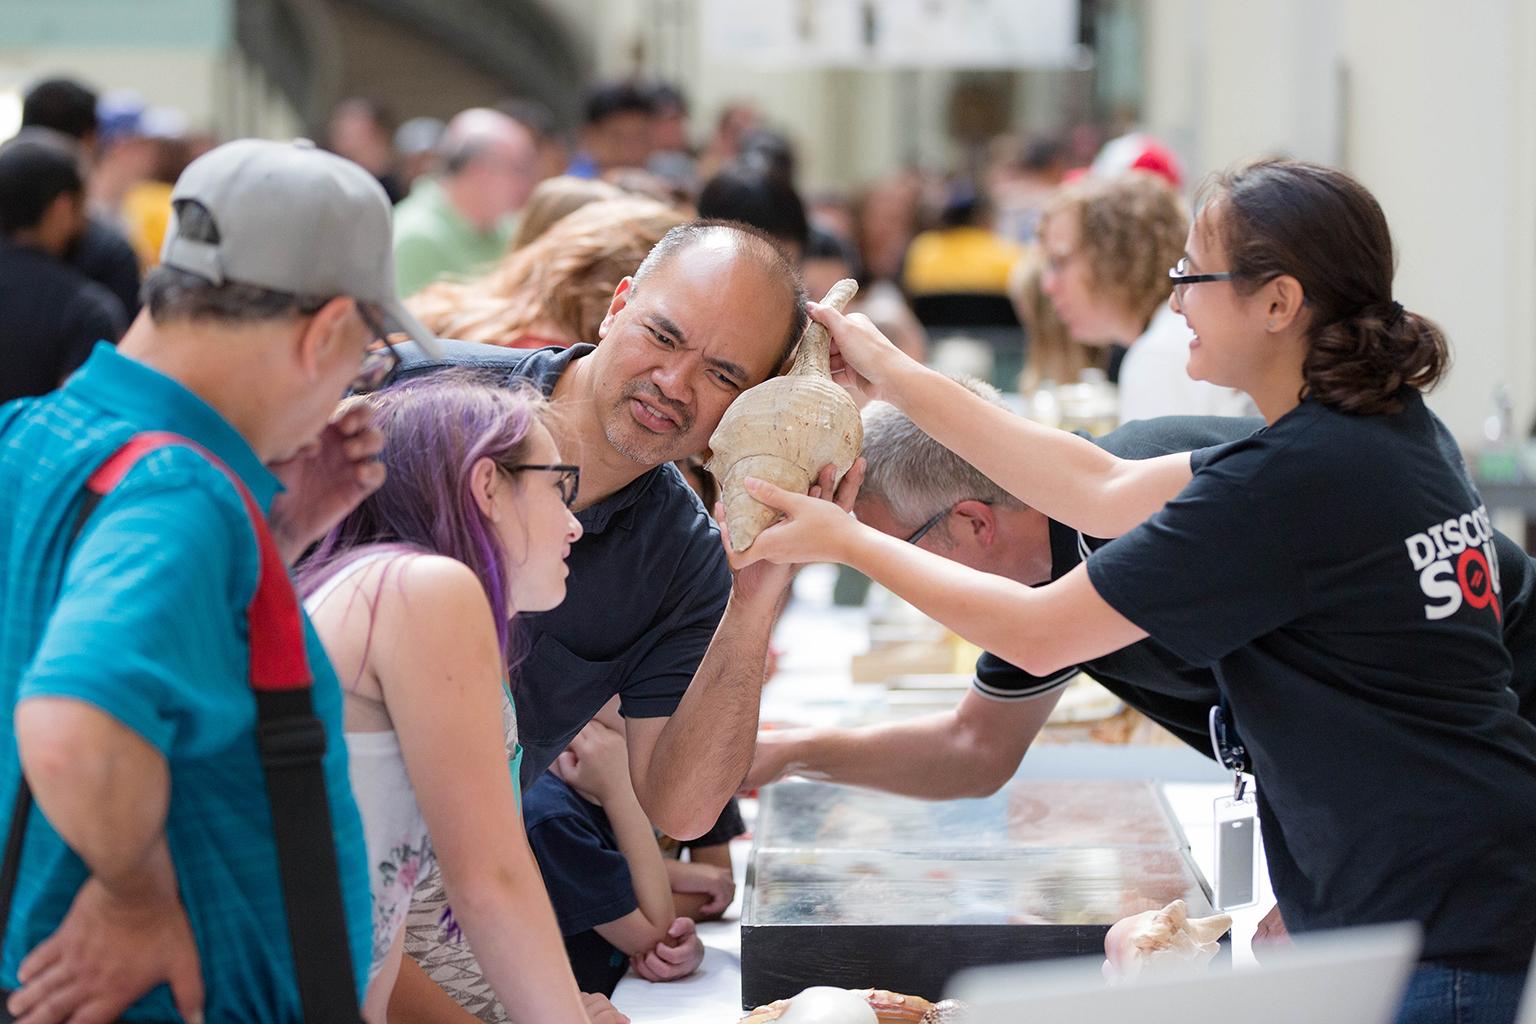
[1304,305,1449,416]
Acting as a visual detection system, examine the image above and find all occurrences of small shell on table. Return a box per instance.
[739,999,791,1024]
[859,989,932,1022]
[738,989,968,1024]
[917,1001,969,1024]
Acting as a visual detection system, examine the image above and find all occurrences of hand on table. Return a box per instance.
[630,916,705,982]
[1251,903,1291,962]
[666,859,735,918]
[8,875,204,1024]
[581,991,630,1024]
[268,403,385,564]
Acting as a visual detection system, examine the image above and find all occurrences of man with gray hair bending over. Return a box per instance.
[748,383,1536,797]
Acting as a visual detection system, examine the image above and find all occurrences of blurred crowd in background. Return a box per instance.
[2,70,1257,431]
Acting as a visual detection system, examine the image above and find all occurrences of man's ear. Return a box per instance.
[294,296,356,379]
[952,499,998,547]
[597,276,635,341]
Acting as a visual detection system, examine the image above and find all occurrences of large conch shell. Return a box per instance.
[1102,899,1231,982]
[739,988,967,1023]
[706,279,861,551]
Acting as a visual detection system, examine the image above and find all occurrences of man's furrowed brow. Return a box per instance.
[706,355,749,383]
[648,309,749,382]
[650,312,687,346]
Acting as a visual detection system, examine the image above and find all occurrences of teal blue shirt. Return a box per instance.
[0,344,371,1021]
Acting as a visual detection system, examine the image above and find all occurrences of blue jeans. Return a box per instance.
[1395,964,1526,1024]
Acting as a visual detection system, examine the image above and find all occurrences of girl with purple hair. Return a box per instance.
[297,372,618,1024]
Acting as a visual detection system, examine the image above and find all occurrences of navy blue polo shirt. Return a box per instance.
[394,341,732,785]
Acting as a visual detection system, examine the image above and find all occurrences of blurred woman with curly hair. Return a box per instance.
[1039,171,1251,423]
[410,196,685,349]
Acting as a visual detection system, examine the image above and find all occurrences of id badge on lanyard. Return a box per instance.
[1209,703,1259,910]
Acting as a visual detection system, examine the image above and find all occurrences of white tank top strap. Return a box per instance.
[302,550,403,614]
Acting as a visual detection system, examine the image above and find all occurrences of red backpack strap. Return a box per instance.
[1,432,361,1021]
[87,433,312,691]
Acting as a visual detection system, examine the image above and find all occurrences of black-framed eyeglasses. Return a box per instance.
[510,463,581,508]
[1168,257,1236,299]
[352,305,402,393]
[905,506,951,544]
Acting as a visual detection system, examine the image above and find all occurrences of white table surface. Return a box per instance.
[610,567,1272,1023]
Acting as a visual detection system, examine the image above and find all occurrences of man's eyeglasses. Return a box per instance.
[510,464,581,508]
[905,506,951,544]
[1167,257,1236,301]
[906,498,995,544]
[353,305,402,393]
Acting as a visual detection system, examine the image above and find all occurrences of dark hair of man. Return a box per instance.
[938,180,989,229]
[697,161,809,255]
[142,200,332,324]
[632,219,809,370]
[805,224,862,277]
[1201,158,1449,416]
[647,81,688,116]
[21,77,99,141]
[0,131,84,236]
[584,82,655,127]
[736,129,797,183]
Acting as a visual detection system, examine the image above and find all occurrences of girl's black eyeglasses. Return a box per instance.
[511,464,580,508]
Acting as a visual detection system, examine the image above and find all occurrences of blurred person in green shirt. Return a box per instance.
[393,108,537,298]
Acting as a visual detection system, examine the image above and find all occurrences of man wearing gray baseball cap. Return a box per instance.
[0,138,436,1022]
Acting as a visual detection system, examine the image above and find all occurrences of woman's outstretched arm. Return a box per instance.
[727,480,1147,676]
[812,302,1193,539]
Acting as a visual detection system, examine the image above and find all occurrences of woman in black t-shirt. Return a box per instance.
[728,159,1536,1024]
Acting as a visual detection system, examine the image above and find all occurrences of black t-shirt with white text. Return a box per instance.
[976,416,1536,754]
[1087,393,1536,970]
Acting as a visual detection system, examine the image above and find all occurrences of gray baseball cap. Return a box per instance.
[161,137,442,357]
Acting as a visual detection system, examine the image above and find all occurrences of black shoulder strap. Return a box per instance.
[0,435,362,1020]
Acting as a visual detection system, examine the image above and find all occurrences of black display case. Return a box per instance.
[740,778,1218,1007]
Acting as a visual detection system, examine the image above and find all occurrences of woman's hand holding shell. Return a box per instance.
[808,302,915,405]
[715,466,865,569]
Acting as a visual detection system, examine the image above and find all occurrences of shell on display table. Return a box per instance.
[1102,898,1232,982]
[706,279,861,551]
[738,988,968,1024]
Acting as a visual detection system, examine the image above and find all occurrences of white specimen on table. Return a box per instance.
[739,988,966,1023]
[775,986,878,1024]
[707,279,862,551]
[1102,898,1232,982]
